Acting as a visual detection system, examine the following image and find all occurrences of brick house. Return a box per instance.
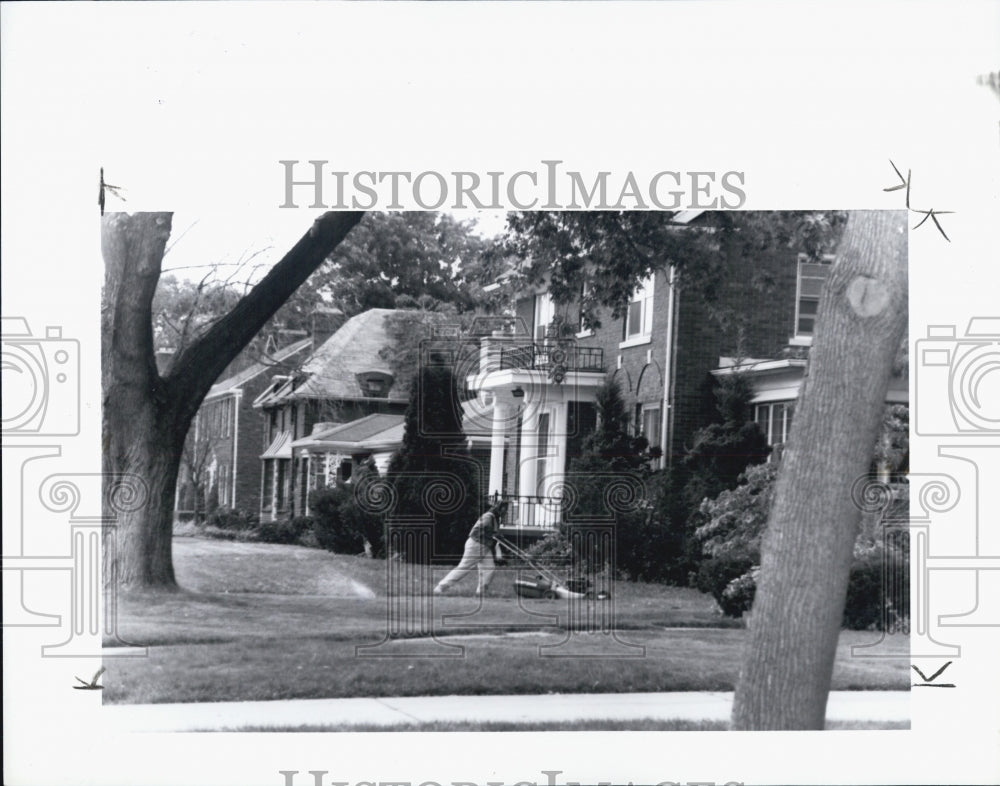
[290,402,493,517]
[173,336,313,520]
[253,308,470,521]
[470,213,909,534]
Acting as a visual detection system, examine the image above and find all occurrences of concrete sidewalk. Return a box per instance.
[103,691,909,732]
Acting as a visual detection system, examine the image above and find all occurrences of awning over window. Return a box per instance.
[260,430,292,460]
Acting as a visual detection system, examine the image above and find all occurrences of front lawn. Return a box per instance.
[104,537,909,705]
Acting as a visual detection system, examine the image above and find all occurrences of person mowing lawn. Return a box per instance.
[434,500,508,596]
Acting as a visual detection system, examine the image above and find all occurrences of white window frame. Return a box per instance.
[755,401,795,447]
[619,274,655,348]
[534,292,555,341]
[576,281,594,338]
[793,253,836,344]
[639,404,661,450]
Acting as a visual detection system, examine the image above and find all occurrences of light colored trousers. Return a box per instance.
[436,538,495,594]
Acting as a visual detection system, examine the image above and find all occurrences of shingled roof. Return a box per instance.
[205,338,312,400]
[257,308,445,405]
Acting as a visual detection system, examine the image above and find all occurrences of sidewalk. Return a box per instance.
[103,691,909,732]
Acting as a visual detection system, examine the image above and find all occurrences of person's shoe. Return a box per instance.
[433,585,446,595]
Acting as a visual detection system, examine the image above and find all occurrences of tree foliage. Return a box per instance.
[565,378,663,579]
[496,211,848,333]
[317,211,489,315]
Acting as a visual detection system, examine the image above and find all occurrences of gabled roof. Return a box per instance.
[205,338,312,400]
[256,309,441,407]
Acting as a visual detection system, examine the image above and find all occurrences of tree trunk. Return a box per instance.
[731,211,908,729]
[101,211,364,589]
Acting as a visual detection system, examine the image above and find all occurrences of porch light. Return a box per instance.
[511,386,525,398]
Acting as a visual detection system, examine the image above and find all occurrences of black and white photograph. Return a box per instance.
[2,3,999,785]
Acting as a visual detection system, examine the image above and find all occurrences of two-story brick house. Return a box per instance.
[173,336,314,520]
[470,212,908,534]
[253,308,457,521]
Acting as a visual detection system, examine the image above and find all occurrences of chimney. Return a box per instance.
[310,307,345,351]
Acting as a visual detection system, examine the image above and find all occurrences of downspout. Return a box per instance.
[231,391,241,509]
[661,266,679,470]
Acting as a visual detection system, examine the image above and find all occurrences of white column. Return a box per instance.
[550,401,569,496]
[489,402,510,499]
[518,405,539,499]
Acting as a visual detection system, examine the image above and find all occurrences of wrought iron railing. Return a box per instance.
[497,494,563,530]
[498,343,604,373]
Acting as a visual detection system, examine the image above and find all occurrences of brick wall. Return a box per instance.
[512,243,802,466]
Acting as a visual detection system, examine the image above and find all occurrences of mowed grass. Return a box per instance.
[104,537,909,705]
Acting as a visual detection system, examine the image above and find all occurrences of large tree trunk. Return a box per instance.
[101,211,364,589]
[731,210,908,729]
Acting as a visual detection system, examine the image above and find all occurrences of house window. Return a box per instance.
[262,461,274,512]
[755,401,795,446]
[639,404,661,450]
[311,454,328,491]
[577,281,593,337]
[217,464,230,507]
[275,460,288,512]
[534,292,555,341]
[621,275,654,346]
[796,254,835,338]
[535,411,550,494]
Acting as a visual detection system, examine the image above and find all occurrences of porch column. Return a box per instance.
[488,402,511,499]
[549,401,569,496]
[518,405,539,499]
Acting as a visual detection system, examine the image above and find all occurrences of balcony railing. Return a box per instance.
[498,494,563,530]
[498,343,605,374]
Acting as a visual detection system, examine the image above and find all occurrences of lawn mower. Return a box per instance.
[494,534,609,601]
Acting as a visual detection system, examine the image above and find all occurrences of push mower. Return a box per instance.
[494,533,609,601]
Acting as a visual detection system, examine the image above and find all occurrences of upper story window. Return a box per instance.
[577,281,593,337]
[795,254,835,340]
[621,275,655,347]
[534,292,555,341]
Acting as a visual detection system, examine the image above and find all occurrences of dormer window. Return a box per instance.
[356,371,394,398]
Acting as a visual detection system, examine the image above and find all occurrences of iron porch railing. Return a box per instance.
[498,343,605,374]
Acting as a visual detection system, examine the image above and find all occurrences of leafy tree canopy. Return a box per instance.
[494,211,848,330]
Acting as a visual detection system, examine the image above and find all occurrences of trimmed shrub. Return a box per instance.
[204,508,259,531]
[309,485,366,554]
[843,546,909,631]
[695,557,756,617]
[386,363,480,559]
[257,516,313,545]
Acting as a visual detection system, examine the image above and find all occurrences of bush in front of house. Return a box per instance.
[564,378,663,579]
[204,507,259,531]
[695,556,757,617]
[309,484,366,554]
[694,459,910,630]
[309,472,386,557]
[256,516,314,545]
